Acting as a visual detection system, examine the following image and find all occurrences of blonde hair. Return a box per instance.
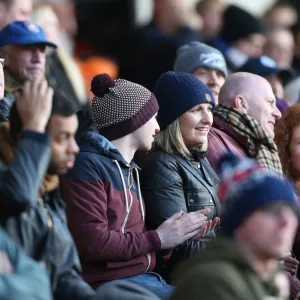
[154,118,207,159]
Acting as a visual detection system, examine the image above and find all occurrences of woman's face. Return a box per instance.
[289,124,300,175]
[179,103,213,148]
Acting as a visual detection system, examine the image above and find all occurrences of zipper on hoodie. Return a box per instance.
[144,253,151,273]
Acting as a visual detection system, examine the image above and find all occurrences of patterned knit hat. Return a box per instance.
[91,74,159,140]
[217,153,298,236]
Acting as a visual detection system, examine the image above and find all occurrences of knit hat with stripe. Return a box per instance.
[91,73,159,140]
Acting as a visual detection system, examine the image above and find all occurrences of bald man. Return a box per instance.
[207,72,283,177]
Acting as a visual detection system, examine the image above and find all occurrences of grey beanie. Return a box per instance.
[174,41,228,77]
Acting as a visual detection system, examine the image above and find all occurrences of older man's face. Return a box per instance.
[246,78,281,139]
[4,44,46,83]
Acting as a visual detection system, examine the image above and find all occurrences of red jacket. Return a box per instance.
[60,132,161,288]
[207,117,248,172]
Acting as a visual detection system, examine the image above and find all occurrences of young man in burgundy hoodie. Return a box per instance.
[60,74,211,299]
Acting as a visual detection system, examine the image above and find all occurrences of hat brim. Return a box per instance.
[13,39,57,49]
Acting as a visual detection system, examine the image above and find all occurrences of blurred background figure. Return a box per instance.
[32,4,89,110]
[0,0,32,29]
[238,55,295,112]
[195,0,225,42]
[210,5,265,71]
[120,0,202,91]
[173,41,227,103]
[292,22,300,73]
[263,1,298,29]
[263,27,295,69]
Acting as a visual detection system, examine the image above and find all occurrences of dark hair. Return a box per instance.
[9,89,78,141]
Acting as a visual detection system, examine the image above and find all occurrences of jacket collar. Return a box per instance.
[212,116,249,150]
[83,131,140,169]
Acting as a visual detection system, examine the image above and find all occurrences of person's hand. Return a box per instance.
[283,255,299,276]
[191,217,220,240]
[16,80,54,133]
[156,208,210,249]
[0,250,13,273]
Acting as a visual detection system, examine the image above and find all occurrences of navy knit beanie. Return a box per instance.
[217,153,299,236]
[154,72,215,130]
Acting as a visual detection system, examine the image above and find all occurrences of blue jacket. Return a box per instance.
[0,227,52,300]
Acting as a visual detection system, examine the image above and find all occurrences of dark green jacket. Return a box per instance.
[171,238,284,300]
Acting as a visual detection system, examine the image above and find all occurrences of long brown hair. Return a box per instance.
[275,103,300,181]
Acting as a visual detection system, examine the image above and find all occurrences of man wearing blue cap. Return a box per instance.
[0,20,56,116]
[172,154,299,300]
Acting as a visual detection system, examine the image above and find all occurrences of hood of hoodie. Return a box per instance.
[80,130,139,169]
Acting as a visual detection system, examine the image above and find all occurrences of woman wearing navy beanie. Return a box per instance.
[139,71,220,281]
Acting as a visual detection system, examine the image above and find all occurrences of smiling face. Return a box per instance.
[192,67,225,103]
[246,78,281,139]
[179,103,213,148]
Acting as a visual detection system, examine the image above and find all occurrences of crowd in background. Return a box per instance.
[2,0,300,300]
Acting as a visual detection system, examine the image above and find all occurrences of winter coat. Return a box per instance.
[0,227,52,300]
[60,132,161,289]
[207,116,248,172]
[172,238,284,300]
[0,122,97,300]
[0,127,52,300]
[0,125,51,218]
[139,149,220,276]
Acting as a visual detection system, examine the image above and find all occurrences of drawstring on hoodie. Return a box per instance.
[112,160,145,233]
[135,168,145,222]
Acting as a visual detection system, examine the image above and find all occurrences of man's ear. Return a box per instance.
[233,95,248,113]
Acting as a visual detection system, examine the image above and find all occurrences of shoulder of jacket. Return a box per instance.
[140,152,182,188]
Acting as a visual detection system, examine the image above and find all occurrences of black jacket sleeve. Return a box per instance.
[141,157,210,260]
[0,130,51,218]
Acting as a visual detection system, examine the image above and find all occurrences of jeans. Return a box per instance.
[120,272,174,300]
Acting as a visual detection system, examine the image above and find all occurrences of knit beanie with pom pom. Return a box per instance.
[90,73,159,140]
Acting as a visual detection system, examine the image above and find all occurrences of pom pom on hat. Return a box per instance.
[91,73,115,97]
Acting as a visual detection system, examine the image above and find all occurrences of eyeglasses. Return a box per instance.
[0,58,4,68]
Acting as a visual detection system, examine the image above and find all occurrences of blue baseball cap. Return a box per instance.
[238,56,295,85]
[0,21,57,48]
